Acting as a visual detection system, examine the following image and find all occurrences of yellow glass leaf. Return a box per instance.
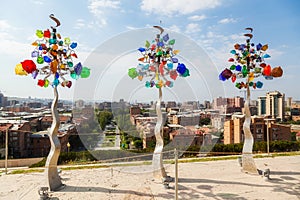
[249,72,254,81]
[155,72,159,80]
[158,80,164,87]
[173,50,180,55]
[240,60,246,64]
[138,76,143,81]
[60,64,66,70]
[15,63,28,75]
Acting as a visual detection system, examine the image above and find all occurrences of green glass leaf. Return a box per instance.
[242,66,248,77]
[80,67,91,78]
[156,51,163,56]
[145,40,150,48]
[128,68,138,79]
[169,39,175,45]
[230,65,236,70]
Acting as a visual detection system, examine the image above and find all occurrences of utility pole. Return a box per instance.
[5,128,8,174]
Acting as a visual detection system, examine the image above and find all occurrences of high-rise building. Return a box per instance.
[286,97,292,108]
[258,96,267,116]
[258,91,285,121]
[0,92,7,107]
[223,116,291,144]
[213,96,244,114]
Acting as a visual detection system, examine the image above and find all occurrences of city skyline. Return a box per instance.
[1,0,299,102]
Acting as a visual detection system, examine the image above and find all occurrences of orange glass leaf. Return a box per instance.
[138,57,145,61]
[50,60,58,73]
[261,44,268,51]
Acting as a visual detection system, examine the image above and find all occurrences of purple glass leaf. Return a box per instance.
[74,62,83,75]
[172,57,178,63]
[220,68,233,80]
[31,51,38,58]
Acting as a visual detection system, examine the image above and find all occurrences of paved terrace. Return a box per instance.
[0,155,299,199]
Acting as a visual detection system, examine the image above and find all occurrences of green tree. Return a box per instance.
[291,132,297,141]
[97,111,113,130]
[199,117,211,126]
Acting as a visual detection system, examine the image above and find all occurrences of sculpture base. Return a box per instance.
[45,166,63,191]
[242,153,258,174]
[153,167,167,180]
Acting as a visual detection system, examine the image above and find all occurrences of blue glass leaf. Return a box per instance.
[138,47,146,52]
[143,64,150,70]
[219,73,226,81]
[264,76,273,80]
[70,42,77,49]
[157,41,164,47]
[167,62,173,69]
[256,81,263,88]
[176,63,187,74]
[235,65,242,71]
[256,43,262,51]
[230,50,236,54]
[52,78,60,86]
[163,34,169,42]
[263,54,271,58]
[43,56,51,63]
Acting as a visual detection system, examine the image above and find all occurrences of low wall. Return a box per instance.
[0,157,44,168]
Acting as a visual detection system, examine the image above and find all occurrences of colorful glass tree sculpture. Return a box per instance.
[219,28,283,174]
[15,14,90,190]
[128,26,190,179]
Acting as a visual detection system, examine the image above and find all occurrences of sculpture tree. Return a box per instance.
[128,26,190,179]
[15,14,90,190]
[219,28,283,174]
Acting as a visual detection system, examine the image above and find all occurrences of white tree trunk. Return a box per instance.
[45,86,63,190]
[242,86,258,174]
[152,87,167,178]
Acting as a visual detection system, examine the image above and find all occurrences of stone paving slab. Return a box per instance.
[0,155,299,200]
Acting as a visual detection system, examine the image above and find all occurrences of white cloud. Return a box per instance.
[0,20,13,30]
[88,0,120,27]
[74,19,86,29]
[188,15,207,21]
[88,0,120,15]
[218,18,237,24]
[126,26,139,30]
[168,25,181,33]
[185,23,201,34]
[30,0,44,5]
[141,0,221,16]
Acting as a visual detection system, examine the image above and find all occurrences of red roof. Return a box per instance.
[0,123,13,132]
[41,115,71,123]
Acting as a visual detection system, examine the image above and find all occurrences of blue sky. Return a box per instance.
[1,0,300,103]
